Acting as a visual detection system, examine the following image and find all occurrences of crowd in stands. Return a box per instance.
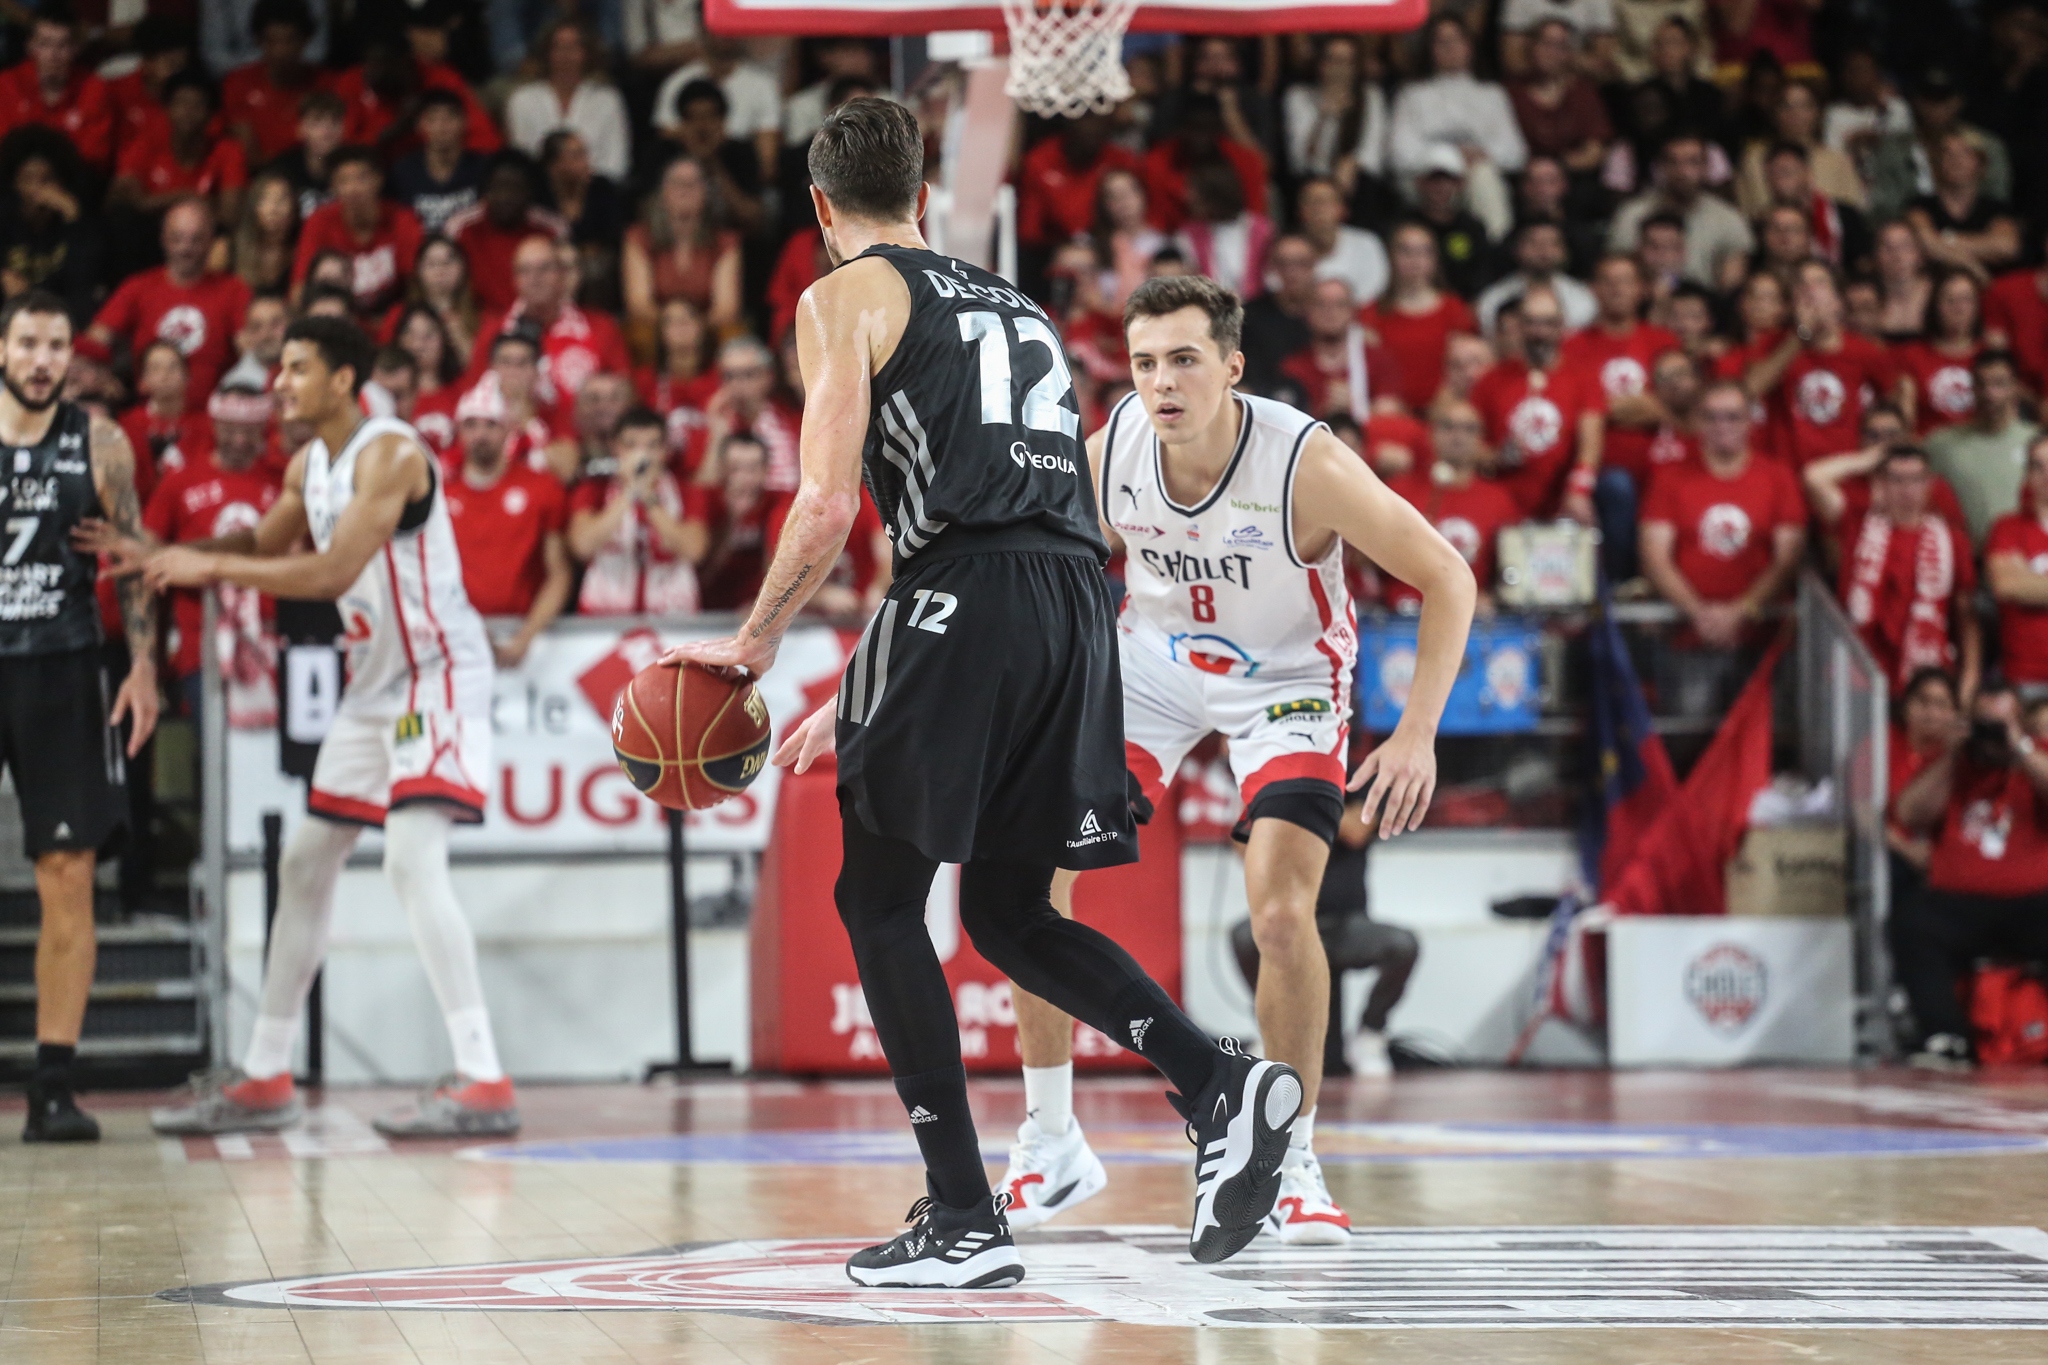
[9,0,2048,1054]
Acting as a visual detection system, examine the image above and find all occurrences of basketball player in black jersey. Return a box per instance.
[667,99,1300,1286]
[0,291,160,1141]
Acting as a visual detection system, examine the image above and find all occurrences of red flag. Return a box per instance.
[1607,632,1788,916]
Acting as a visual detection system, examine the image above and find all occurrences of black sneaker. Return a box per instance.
[845,1191,1025,1288]
[1169,1038,1301,1264]
[23,1077,100,1143]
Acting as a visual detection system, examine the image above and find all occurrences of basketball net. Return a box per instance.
[1000,0,1140,119]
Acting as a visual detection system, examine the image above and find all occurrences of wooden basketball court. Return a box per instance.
[7,1068,2048,1363]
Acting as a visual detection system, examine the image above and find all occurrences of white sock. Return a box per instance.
[1023,1062,1073,1136]
[444,1007,504,1083]
[242,1015,301,1080]
[1290,1106,1316,1153]
[384,807,505,1083]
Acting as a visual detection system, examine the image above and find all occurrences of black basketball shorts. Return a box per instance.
[0,646,124,859]
[835,548,1139,870]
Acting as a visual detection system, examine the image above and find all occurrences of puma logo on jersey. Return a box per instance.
[1137,547,1254,589]
[1118,484,1143,513]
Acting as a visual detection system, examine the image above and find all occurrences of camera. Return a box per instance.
[1968,719,2014,766]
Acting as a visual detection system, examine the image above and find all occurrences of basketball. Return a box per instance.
[610,661,773,811]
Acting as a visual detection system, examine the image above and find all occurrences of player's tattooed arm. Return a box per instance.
[89,413,160,755]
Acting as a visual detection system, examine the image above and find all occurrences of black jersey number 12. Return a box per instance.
[957,311,1080,438]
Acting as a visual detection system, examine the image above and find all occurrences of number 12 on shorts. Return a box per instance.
[1189,584,1216,623]
[907,589,957,634]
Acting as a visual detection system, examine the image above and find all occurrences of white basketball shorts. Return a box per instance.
[307,709,492,826]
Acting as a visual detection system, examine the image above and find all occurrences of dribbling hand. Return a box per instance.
[1349,725,1439,839]
[772,701,836,774]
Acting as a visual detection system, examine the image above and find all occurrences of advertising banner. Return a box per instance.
[1607,916,1854,1065]
[1357,616,1543,735]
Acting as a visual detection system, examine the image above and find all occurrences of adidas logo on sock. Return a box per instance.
[1129,1017,1152,1049]
[909,1105,938,1124]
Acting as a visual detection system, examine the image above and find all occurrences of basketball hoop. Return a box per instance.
[1000,0,1140,119]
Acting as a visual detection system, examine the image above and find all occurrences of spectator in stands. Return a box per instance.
[1408,147,1496,298]
[1471,283,1604,519]
[387,89,485,234]
[1238,234,1316,395]
[1741,260,1902,469]
[443,377,572,666]
[1616,18,1725,168]
[292,146,422,317]
[106,18,190,150]
[623,154,742,355]
[1905,130,2021,282]
[1871,68,2013,226]
[1756,142,1870,272]
[1865,220,1928,342]
[112,70,248,224]
[139,379,283,716]
[0,126,102,323]
[689,431,783,611]
[700,334,799,491]
[222,0,328,165]
[540,129,627,290]
[0,7,114,173]
[1639,379,1806,711]
[1499,0,1619,78]
[784,39,882,147]
[478,327,573,473]
[300,283,355,319]
[332,32,498,161]
[1508,19,1612,177]
[1985,224,2048,394]
[1018,112,1139,253]
[1831,445,1983,695]
[1383,396,1517,613]
[1892,678,2048,1070]
[1802,403,1967,565]
[1609,133,1753,290]
[1440,330,1496,406]
[398,234,480,361]
[1734,82,1866,218]
[90,199,251,411]
[1886,667,1961,902]
[1279,278,1388,425]
[1609,347,1707,503]
[446,152,568,315]
[570,372,636,483]
[1823,44,1910,188]
[1986,435,2048,696]
[1752,203,1818,285]
[664,83,768,237]
[1084,169,1164,313]
[640,297,715,455]
[473,234,631,414]
[1361,221,1477,415]
[1661,281,1719,360]
[1635,208,1688,305]
[1928,350,2038,544]
[1154,35,1273,153]
[505,20,629,184]
[1517,154,1603,277]
[220,293,288,392]
[1281,34,1387,195]
[1142,91,1269,234]
[1391,16,1526,241]
[263,87,345,222]
[1894,271,1985,435]
[1172,162,1272,301]
[118,342,204,486]
[207,0,330,78]
[1478,219,1596,334]
[652,36,782,188]
[1563,255,1680,554]
[1297,176,1386,307]
[365,345,418,421]
[569,406,703,615]
[230,172,301,299]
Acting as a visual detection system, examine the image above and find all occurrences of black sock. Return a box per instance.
[1108,981,1219,1099]
[893,1064,988,1210]
[35,1042,75,1092]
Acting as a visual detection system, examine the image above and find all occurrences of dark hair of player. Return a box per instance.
[808,96,924,223]
[0,288,71,339]
[284,315,375,395]
[1122,274,1244,359]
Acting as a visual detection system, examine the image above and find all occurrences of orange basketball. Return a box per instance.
[610,661,773,811]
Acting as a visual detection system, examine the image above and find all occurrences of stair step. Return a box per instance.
[0,918,195,948]
[0,1034,202,1060]
[0,980,195,1004]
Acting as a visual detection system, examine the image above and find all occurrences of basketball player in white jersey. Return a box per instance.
[96,317,518,1138]
[998,277,1475,1241]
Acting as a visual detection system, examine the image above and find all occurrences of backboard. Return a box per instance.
[703,0,1428,36]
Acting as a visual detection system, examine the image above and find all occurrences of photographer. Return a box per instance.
[1892,679,2048,1070]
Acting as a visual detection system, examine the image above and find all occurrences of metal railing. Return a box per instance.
[1795,571,1892,1060]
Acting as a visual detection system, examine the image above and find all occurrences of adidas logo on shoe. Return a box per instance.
[909,1105,938,1124]
[1129,1017,1152,1049]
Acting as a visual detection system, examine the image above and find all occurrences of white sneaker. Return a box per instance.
[1264,1148,1351,1245]
[1346,1029,1393,1079]
[998,1115,1108,1230]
